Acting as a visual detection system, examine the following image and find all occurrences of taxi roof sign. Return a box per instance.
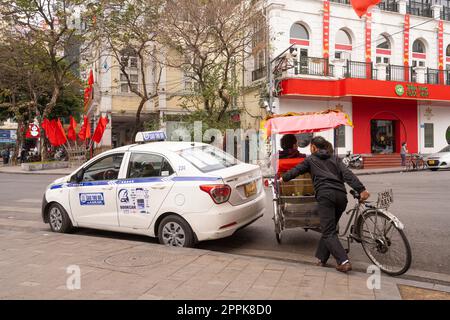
[135,131,167,143]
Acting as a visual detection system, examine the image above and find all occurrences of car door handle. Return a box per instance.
[102,186,114,191]
[151,184,166,190]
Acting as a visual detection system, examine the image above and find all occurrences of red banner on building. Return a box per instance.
[323,1,330,75]
[365,11,372,78]
[404,14,410,81]
[438,20,444,84]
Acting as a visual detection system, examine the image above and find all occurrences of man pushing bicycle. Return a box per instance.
[279,136,370,273]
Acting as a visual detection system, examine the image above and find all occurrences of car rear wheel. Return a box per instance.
[430,168,438,171]
[158,215,195,248]
[48,203,73,233]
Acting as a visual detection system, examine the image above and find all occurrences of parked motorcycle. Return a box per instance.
[342,151,363,169]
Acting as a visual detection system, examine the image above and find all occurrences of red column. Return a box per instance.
[404,14,410,81]
[323,1,330,75]
[438,20,444,84]
[365,11,372,79]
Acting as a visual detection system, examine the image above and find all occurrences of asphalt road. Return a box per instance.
[0,170,449,280]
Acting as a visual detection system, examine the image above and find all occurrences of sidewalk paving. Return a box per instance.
[0,219,449,300]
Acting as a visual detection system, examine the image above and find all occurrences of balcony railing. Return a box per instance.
[252,66,267,81]
[407,1,433,18]
[277,55,450,86]
[386,64,408,82]
[378,1,399,13]
[329,0,350,4]
[344,61,376,80]
[294,57,334,77]
[442,6,450,21]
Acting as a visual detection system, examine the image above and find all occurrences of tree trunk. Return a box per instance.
[133,98,149,139]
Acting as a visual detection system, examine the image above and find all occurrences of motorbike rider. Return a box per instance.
[279,136,370,273]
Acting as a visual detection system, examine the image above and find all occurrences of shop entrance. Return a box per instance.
[371,120,396,154]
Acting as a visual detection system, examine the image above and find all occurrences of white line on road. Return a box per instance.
[0,206,40,214]
[15,199,42,204]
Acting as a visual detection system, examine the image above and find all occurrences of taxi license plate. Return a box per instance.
[428,160,436,165]
[244,181,257,197]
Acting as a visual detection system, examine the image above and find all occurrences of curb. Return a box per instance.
[0,169,71,176]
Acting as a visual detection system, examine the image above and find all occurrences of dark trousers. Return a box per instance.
[401,154,406,166]
[315,190,349,265]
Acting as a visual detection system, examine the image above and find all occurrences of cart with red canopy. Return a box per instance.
[264,110,353,243]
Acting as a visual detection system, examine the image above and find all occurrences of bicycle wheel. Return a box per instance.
[405,160,412,172]
[357,210,412,276]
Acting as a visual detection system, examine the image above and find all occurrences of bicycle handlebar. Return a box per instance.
[350,190,360,200]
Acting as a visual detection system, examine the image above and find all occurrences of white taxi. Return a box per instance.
[42,132,265,247]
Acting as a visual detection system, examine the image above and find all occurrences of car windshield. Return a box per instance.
[178,145,238,173]
[439,145,450,153]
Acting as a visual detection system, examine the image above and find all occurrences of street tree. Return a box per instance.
[161,0,264,122]
[0,35,83,164]
[0,0,98,158]
[95,0,165,136]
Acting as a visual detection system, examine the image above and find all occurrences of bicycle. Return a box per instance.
[338,189,412,276]
[405,154,426,171]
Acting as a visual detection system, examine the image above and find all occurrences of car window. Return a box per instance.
[178,145,238,173]
[439,145,450,153]
[83,153,124,181]
[127,153,174,178]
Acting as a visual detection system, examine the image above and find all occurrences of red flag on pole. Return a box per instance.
[78,116,91,141]
[42,119,58,146]
[92,116,109,144]
[68,116,78,141]
[88,70,94,86]
[54,119,67,146]
[350,0,381,18]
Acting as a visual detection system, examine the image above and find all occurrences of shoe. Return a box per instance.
[335,261,352,273]
[316,261,329,268]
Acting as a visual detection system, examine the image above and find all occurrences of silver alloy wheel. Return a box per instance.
[49,207,63,231]
[162,222,186,247]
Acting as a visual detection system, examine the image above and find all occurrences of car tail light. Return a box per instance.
[200,184,231,204]
[264,179,269,188]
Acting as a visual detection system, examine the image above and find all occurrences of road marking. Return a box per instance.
[15,199,42,204]
[0,206,40,214]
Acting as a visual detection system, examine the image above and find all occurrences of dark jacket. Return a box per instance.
[279,149,306,159]
[282,149,366,196]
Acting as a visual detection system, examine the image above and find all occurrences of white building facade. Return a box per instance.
[254,0,450,162]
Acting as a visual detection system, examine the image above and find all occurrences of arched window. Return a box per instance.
[336,29,352,46]
[335,29,352,60]
[290,23,309,40]
[446,45,450,70]
[377,35,391,50]
[413,39,426,54]
[289,23,310,48]
[376,35,391,64]
[412,39,426,72]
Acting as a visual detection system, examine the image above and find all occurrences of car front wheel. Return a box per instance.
[158,215,195,248]
[48,203,73,233]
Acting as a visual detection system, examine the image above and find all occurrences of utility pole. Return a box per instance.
[266,44,296,114]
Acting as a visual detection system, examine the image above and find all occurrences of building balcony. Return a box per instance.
[252,66,267,81]
[276,56,450,87]
[330,0,398,13]
[407,1,433,18]
[377,0,399,13]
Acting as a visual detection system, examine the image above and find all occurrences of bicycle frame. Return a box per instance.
[338,198,405,253]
